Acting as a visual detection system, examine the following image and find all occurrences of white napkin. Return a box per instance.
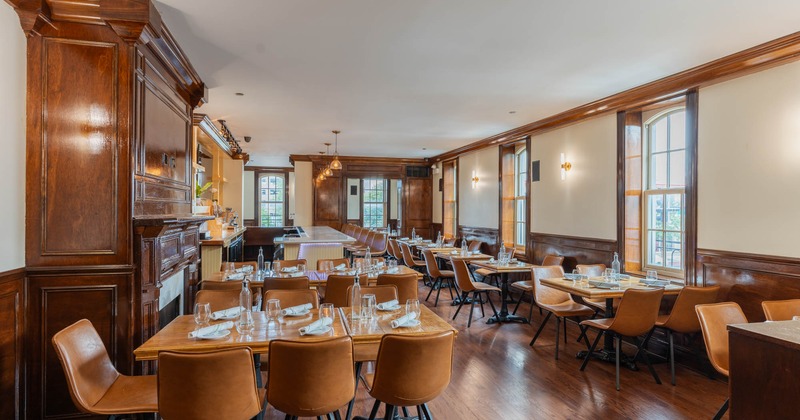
[399,237,410,240]
[387,267,399,274]
[210,306,243,320]
[235,266,254,273]
[334,263,347,271]
[188,321,234,338]
[299,317,333,335]
[226,272,245,280]
[377,299,399,310]
[282,303,312,316]
[281,266,298,273]
[391,313,418,328]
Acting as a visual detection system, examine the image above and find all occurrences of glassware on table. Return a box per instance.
[193,302,210,326]
[263,261,272,277]
[236,310,254,336]
[223,262,236,279]
[406,299,421,320]
[646,270,658,281]
[361,294,376,320]
[571,269,579,284]
[388,259,398,270]
[252,292,263,312]
[319,303,335,321]
[266,298,282,321]
[320,261,334,273]
[604,268,614,280]
[297,264,306,276]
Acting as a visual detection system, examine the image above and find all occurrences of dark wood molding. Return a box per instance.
[431,30,800,163]
[290,154,429,167]
[458,225,500,257]
[529,232,617,273]
[250,169,291,227]
[0,267,25,420]
[616,111,626,260]
[194,114,250,161]
[684,89,699,283]
[244,166,294,173]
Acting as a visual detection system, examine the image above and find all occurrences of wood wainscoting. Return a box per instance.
[458,226,501,257]
[0,268,25,420]
[696,249,800,322]
[528,232,617,272]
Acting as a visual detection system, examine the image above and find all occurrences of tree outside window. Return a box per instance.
[260,174,285,227]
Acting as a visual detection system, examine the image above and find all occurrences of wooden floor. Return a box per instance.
[263,284,728,419]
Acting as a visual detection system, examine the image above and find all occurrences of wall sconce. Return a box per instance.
[471,170,479,189]
[560,153,572,180]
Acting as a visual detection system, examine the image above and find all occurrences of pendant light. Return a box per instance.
[323,143,334,176]
[329,130,342,170]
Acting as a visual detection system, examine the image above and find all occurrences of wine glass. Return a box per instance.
[647,270,658,281]
[224,262,236,279]
[406,299,421,320]
[194,303,210,326]
[297,264,306,275]
[319,303,335,322]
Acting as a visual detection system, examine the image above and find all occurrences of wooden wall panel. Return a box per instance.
[313,174,343,230]
[529,232,617,273]
[458,226,500,257]
[696,249,800,322]
[404,178,432,239]
[0,269,25,420]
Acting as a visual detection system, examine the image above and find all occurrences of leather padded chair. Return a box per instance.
[361,331,455,420]
[317,258,350,271]
[468,240,483,253]
[346,285,399,306]
[761,298,800,321]
[576,264,616,313]
[273,259,308,272]
[261,277,310,292]
[52,319,157,417]
[510,254,565,318]
[400,243,427,275]
[451,259,501,327]
[527,266,595,359]
[346,231,375,253]
[195,289,241,312]
[377,273,419,303]
[387,238,402,261]
[580,288,664,391]
[695,302,748,420]
[655,285,720,385]
[324,274,367,307]
[219,261,258,272]
[158,348,266,420]
[267,337,355,419]
[353,233,388,258]
[264,289,319,309]
[422,249,457,306]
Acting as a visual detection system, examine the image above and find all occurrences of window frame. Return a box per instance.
[256,171,289,227]
[514,146,527,250]
[362,178,387,229]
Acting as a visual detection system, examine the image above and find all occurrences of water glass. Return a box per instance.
[223,262,236,279]
[236,310,254,336]
[388,259,398,270]
[646,270,658,281]
[193,302,210,326]
[266,299,281,321]
[361,294,376,320]
[252,293,263,312]
[263,261,272,277]
[406,299,421,320]
[297,264,306,274]
[604,268,614,280]
[321,261,334,273]
[319,303,335,321]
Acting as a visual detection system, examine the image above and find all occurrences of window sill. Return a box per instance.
[625,269,685,283]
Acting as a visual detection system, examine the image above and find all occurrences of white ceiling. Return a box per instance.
[156,0,800,167]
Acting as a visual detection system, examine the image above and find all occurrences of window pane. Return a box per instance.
[665,194,683,231]
[670,112,686,150]
[648,194,663,229]
[516,199,526,222]
[650,153,668,189]
[665,232,682,270]
[647,231,664,267]
[669,150,686,188]
[652,118,668,153]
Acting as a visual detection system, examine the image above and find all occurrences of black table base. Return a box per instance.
[576,349,639,370]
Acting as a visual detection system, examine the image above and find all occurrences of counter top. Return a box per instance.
[199,226,246,246]
[729,320,800,350]
[273,226,356,244]
[133,214,214,227]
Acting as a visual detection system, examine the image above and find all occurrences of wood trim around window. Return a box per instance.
[249,167,292,227]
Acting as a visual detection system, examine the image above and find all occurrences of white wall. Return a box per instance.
[457,147,499,228]
[346,178,360,220]
[288,171,296,221]
[0,8,25,271]
[389,179,399,219]
[432,162,442,223]
[243,170,254,220]
[698,60,800,258]
[221,159,244,218]
[530,115,617,239]
[293,162,313,226]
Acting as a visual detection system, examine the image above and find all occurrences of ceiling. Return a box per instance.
[156,0,800,167]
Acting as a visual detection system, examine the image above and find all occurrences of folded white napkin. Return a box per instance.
[226,272,245,280]
[235,266,254,273]
[387,267,399,274]
[391,313,418,328]
[334,263,347,270]
[399,237,410,240]
[377,299,399,310]
[188,321,234,338]
[210,306,243,320]
[282,303,313,316]
[299,316,333,335]
[281,266,299,273]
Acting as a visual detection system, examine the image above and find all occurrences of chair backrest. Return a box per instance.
[267,337,354,417]
[317,258,350,270]
[371,331,455,407]
[262,277,310,291]
[273,259,308,272]
[264,289,319,309]
[660,286,720,333]
[468,240,483,252]
[387,239,400,259]
[343,224,355,236]
[443,234,456,247]
[422,249,443,278]
[362,231,376,247]
[370,233,388,254]
[324,275,366,307]
[576,264,606,277]
[195,289,240,312]
[541,254,564,267]
[609,288,665,337]
[762,299,800,321]
[400,243,419,267]
[158,348,262,420]
[199,281,262,298]
[376,273,419,302]
[695,302,748,377]
[219,261,258,272]
[51,319,120,414]
[346,285,398,306]
[531,266,568,306]
[451,259,476,292]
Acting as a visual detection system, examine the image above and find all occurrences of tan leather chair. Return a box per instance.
[317,258,350,271]
[264,289,319,309]
[696,302,748,420]
[267,337,355,418]
[387,238,402,260]
[468,240,483,252]
[656,285,720,385]
[195,289,241,312]
[219,261,258,272]
[51,319,157,416]
[198,281,262,301]
[451,259,501,327]
[361,332,455,420]
[510,254,565,319]
[761,298,800,321]
[423,249,456,306]
[527,266,595,359]
[347,285,399,306]
[400,242,426,273]
[273,259,308,272]
[261,277,310,291]
[158,348,266,420]
[580,288,664,390]
[354,256,386,266]
[377,273,419,303]
[347,231,375,253]
[576,264,616,313]
[324,274,367,307]
[353,233,388,258]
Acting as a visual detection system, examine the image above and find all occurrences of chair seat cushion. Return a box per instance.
[475,268,495,277]
[539,301,594,317]
[655,314,669,327]
[580,317,613,331]
[471,281,501,292]
[510,280,533,291]
[439,270,455,278]
[92,374,158,414]
[583,297,620,312]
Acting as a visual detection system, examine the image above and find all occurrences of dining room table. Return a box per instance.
[468,260,535,324]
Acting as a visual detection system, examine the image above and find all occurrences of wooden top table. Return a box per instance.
[434,251,493,261]
[469,261,534,324]
[133,311,348,361]
[539,277,684,302]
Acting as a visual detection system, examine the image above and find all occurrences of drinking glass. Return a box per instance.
[263,261,272,277]
[361,294,376,320]
[236,310,254,336]
[604,268,614,280]
[319,303,335,321]
[646,270,658,281]
[224,262,236,279]
[193,302,210,326]
[388,259,397,270]
[266,299,281,321]
[406,299,421,320]
[297,264,306,274]
[571,269,579,283]
[252,293,263,312]
[321,261,333,273]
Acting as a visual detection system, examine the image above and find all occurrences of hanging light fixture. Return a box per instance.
[323,143,334,176]
[330,130,342,170]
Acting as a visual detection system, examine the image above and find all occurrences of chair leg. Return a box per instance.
[452,292,468,320]
[530,312,552,346]
[615,334,621,391]
[333,411,342,420]
[511,290,525,315]
[435,279,444,306]
[478,293,485,317]
[637,337,662,385]
[368,399,381,420]
[668,330,676,386]
[468,293,477,327]
[447,280,455,301]
[487,293,499,318]
[417,406,424,420]
[554,316,561,360]
[383,405,395,420]
[402,407,409,417]
[421,403,433,420]
[713,399,729,420]
[425,277,437,301]
[580,330,603,371]
[563,317,568,343]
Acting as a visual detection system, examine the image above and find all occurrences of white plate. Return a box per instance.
[197,329,231,340]
[397,320,421,327]
[378,305,402,311]
[303,326,332,335]
[285,310,311,317]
